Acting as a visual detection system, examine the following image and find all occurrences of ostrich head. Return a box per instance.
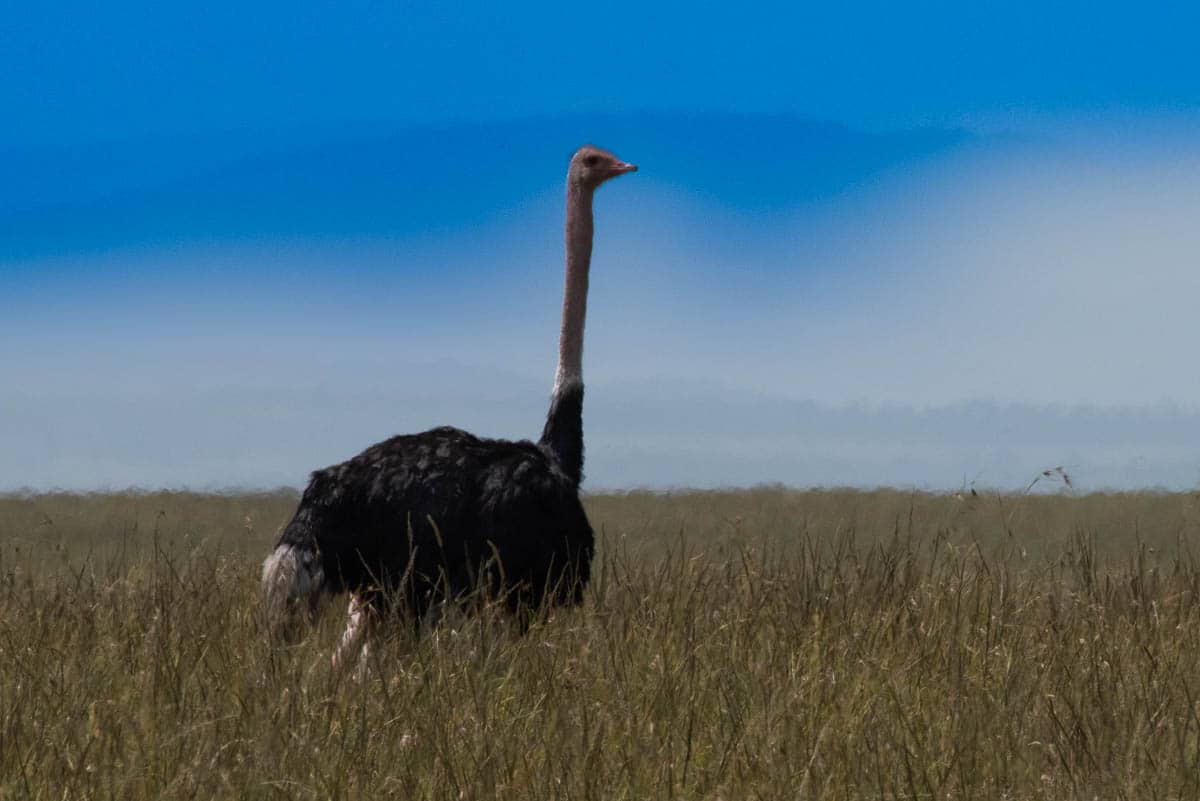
[569,145,637,189]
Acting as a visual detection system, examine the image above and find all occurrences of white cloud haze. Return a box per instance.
[4,130,1200,492]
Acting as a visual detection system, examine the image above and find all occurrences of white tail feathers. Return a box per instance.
[261,544,325,636]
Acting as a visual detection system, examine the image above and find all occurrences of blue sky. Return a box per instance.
[3,1,1197,145]
[3,1,1200,491]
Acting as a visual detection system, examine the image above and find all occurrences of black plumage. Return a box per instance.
[277,397,592,623]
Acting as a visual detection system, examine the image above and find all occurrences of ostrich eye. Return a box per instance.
[583,155,600,167]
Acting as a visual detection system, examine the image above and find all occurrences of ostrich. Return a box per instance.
[261,145,637,663]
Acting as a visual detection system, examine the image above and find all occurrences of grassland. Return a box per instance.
[4,487,1200,799]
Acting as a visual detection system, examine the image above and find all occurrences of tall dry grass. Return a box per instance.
[3,487,1200,799]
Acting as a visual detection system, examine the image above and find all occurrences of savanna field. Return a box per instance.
[4,488,1200,800]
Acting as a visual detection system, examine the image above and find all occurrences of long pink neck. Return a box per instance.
[539,178,594,486]
[553,182,594,395]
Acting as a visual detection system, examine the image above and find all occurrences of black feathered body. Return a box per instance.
[275,408,593,622]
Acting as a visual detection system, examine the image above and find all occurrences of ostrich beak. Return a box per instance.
[612,161,638,174]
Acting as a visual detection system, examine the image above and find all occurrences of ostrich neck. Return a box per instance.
[539,179,593,486]
[553,183,594,394]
